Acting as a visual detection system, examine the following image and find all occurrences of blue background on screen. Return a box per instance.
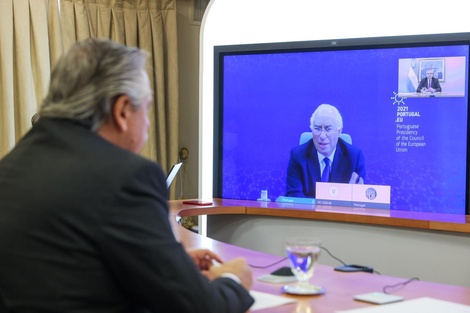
[219,45,469,214]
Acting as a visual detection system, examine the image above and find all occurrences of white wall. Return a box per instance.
[199,0,470,199]
[198,0,470,287]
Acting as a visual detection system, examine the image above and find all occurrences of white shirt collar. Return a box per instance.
[317,148,336,167]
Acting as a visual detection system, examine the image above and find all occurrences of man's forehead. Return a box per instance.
[314,113,336,124]
[314,123,335,129]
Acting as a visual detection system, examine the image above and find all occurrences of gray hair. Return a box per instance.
[309,104,343,130]
[39,38,151,131]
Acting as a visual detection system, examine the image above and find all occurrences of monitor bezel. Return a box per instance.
[213,32,470,214]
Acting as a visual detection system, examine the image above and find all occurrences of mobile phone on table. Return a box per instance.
[182,200,213,206]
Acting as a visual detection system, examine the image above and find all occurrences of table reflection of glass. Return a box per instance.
[293,300,313,313]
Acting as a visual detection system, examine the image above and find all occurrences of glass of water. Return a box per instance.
[282,237,325,295]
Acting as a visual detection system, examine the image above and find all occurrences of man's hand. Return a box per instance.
[187,248,223,271]
[349,172,364,184]
[207,257,253,290]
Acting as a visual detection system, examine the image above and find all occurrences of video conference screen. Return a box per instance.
[214,33,470,214]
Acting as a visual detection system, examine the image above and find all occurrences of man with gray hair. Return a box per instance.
[286,103,366,198]
[0,38,253,313]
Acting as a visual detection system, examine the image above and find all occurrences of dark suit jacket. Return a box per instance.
[416,77,442,92]
[0,118,253,313]
[286,138,366,198]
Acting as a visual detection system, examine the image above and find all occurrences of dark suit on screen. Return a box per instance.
[286,138,366,198]
[416,77,442,92]
[0,118,253,313]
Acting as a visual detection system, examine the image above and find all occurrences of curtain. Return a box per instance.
[0,0,61,158]
[1,0,179,198]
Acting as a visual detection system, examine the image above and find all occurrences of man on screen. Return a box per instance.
[416,68,442,93]
[286,104,366,198]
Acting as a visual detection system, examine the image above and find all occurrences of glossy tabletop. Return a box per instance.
[170,199,470,312]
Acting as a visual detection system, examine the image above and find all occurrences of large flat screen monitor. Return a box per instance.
[214,32,470,214]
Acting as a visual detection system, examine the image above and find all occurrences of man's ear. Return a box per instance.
[112,95,132,132]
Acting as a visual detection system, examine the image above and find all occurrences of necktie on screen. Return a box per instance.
[428,79,431,88]
[322,158,330,182]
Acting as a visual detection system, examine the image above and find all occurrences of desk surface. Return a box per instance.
[170,199,470,312]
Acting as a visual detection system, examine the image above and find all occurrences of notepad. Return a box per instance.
[249,290,297,311]
[336,297,470,313]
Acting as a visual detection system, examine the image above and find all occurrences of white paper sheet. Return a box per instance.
[336,297,470,313]
[249,290,297,311]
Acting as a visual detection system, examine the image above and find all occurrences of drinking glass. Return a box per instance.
[282,237,325,295]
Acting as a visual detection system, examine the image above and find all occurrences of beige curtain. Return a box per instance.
[1,0,179,197]
[0,0,62,157]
